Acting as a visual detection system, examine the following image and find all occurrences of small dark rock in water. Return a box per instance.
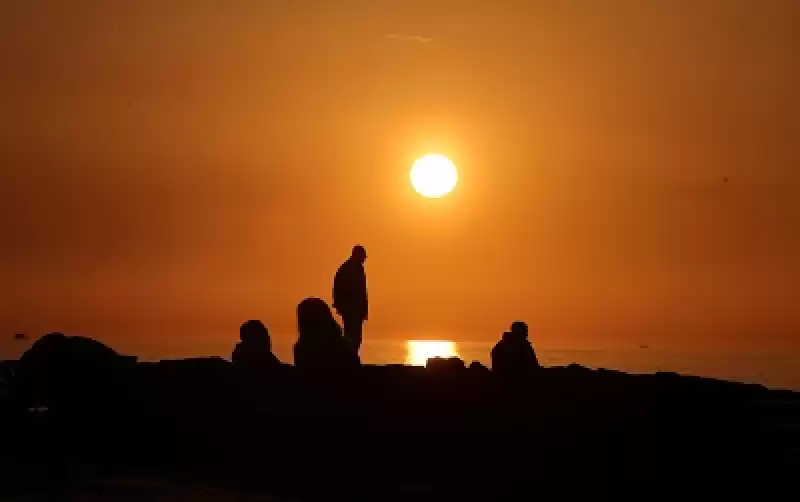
[468,361,490,373]
[426,356,466,372]
[14,333,28,341]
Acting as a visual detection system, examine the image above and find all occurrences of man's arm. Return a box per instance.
[361,267,368,320]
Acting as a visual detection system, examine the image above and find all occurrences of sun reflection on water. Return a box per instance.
[406,340,459,366]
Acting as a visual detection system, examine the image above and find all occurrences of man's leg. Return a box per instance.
[342,315,364,352]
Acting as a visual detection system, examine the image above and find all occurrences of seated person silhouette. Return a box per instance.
[490,321,540,376]
[293,297,360,370]
[232,320,281,369]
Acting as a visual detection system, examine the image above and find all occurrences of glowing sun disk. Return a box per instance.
[410,154,458,198]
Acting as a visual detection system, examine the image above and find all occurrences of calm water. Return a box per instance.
[4,337,799,391]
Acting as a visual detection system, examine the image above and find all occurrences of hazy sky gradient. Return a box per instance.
[2,1,798,356]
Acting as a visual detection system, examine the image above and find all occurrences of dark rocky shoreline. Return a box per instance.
[1,357,799,500]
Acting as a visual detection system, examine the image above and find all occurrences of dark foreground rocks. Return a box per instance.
[1,358,799,501]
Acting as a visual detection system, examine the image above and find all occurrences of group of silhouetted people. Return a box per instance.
[230,245,541,375]
[7,245,540,406]
[230,245,368,371]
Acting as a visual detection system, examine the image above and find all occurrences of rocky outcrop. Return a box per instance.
[1,346,798,500]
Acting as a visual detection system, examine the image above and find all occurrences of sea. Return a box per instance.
[3,338,799,391]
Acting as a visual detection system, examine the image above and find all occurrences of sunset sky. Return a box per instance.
[2,1,798,357]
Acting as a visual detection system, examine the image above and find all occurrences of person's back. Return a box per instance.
[491,322,539,376]
[232,320,281,369]
[333,260,367,313]
[490,332,516,373]
[332,245,368,351]
[294,297,360,370]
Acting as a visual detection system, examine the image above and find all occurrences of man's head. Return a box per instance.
[351,245,367,263]
[510,321,528,340]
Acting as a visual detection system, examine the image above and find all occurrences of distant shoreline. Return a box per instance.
[6,339,800,391]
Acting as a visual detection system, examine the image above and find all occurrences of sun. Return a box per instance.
[410,154,458,198]
[406,340,459,366]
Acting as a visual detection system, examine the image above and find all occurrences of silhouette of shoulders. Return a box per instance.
[232,320,281,369]
[294,297,360,369]
[491,321,539,375]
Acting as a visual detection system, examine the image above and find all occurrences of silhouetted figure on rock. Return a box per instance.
[333,245,368,352]
[294,297,360,370]
[232,320,281,369]
[491,321,540,376]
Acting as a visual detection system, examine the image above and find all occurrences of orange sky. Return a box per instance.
[1,1,798,356]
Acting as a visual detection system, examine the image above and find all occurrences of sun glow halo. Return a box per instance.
[410,154,458,198]
[406,340,459,366]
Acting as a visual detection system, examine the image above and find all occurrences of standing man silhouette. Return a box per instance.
[333,245,368,352]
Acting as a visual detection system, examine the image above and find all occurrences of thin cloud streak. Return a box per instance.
[385,33,433,43]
